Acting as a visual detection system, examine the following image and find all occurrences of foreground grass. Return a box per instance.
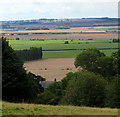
[3,102,118,115]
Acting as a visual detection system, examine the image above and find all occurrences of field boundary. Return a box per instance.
[42,48,119,51]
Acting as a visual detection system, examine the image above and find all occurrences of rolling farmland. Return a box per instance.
[2,18,120,115]
[3,18,119,81]
[3,26,118,40]
[8,39,118,58]
[2,18,119,40]
[10,39,118,81]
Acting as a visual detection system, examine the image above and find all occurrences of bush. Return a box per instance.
[94,56,115,77]
[60,71,106,107]
[64,41,69,44]
[112,48,120,75]
[74,48,116,78]
[38,82,62,105]
[105,75,120,108]
[74,48,105,70]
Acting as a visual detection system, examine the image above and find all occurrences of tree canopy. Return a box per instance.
[60,71,106,107]
[74,48,117,77]
[2,37,42,102]
[74,48,105,69]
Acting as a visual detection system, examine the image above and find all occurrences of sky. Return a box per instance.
[0,0,119,21]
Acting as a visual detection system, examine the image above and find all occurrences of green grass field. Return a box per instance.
[3,101,118,115]
[43,50,117,58]
[8,39,118,58]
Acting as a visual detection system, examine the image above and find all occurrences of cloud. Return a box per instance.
[0,0,118,20]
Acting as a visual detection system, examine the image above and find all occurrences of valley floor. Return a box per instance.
[24,58,78,81]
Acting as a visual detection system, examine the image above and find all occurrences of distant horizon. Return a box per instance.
[1,17,118,22]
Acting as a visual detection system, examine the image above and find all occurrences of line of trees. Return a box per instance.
[16,47,42,61]
[2,37,45,102]
[112,39,120,43]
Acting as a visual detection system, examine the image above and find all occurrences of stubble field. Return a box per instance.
[24,58,78,81]
[3,26,118,40]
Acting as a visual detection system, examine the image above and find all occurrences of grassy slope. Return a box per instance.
[3,102,118,115]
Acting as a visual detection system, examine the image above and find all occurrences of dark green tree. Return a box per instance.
[94,56,115,77]
[112,48,120,75]
[2,37,41,102]
[74,48,116,78]
[61,72,75,90]
[16,47,42,61]
[105,75,120,108]
[74,48,105,71]
[38,82,62,105]
[61,71,106,107]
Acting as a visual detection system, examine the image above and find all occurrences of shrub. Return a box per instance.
[105,75,120,108]
[38,82,62,105]
[60,71,106,107]
[64,41,69,44]
[74,48,105,70]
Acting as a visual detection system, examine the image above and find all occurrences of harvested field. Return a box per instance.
[5,33,118,40]
[24,58,78,81]
[2,26,119,33]
[3,25,118,40]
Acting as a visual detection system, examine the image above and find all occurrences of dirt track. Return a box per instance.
[24,58,78,81]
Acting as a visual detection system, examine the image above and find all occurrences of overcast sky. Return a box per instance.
[0,0,119,21]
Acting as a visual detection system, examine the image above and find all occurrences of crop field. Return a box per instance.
[5,33,118,40]
[3,26,119,33]
[3,25,118,40]
[3,101,118,115]
[25,58,78,81]
[8,39,118,58]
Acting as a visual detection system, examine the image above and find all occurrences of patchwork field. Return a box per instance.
[8,39,118,58]
[24,58,78,81]
[8,39,119,80]
[3,26,118,33]
[4,33,118,40]
[3,25,118,40]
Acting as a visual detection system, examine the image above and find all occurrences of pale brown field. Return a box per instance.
[3,25,118,40]
[2,29,105,34]
[24,58,78,81]
[5,33,118,40]
[3,26,118,33]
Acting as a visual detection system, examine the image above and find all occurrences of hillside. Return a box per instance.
[1,18,118,31]
[3,102,118,115]
[1,18,119,40]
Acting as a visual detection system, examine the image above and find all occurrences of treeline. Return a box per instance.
[2,37,45,102]
[15,47,42,61]
[112,39,120,43]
